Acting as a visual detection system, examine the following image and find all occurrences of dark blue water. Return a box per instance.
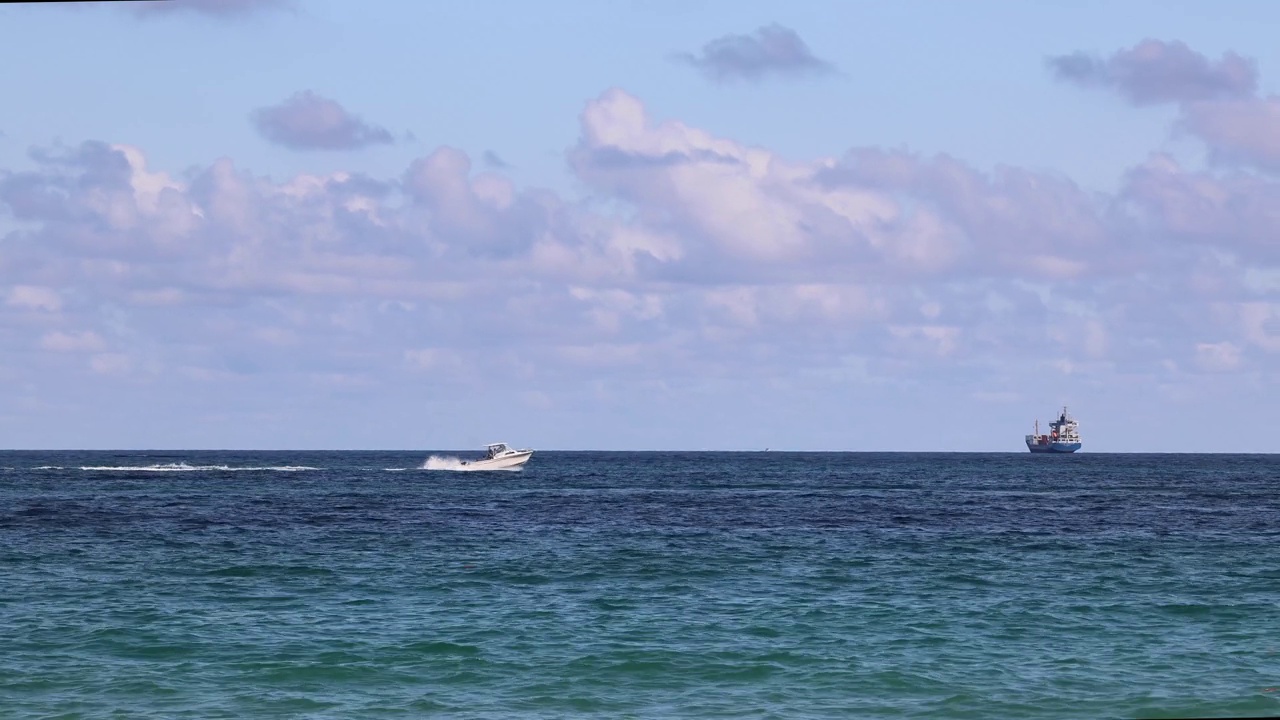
[1,451,1278,718]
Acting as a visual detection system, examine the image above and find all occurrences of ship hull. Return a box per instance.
[1026,442,1081,454]
[461,450,534,470]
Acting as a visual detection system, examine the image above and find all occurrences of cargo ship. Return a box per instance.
[1025,406,1081,453]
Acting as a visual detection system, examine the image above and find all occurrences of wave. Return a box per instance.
[422,455,473,471]
[421,455,522,472]
[71,463,319,473]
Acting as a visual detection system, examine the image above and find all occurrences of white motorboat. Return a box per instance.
[460,442,534,470]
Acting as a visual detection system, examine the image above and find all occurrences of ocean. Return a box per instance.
[1,450,1277,719]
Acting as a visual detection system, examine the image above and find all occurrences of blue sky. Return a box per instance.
[1,0,1278,451]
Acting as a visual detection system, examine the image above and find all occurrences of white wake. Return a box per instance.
[421,455,522,472]
[74,463,318,472]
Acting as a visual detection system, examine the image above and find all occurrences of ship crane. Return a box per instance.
[1025,405,1082,454]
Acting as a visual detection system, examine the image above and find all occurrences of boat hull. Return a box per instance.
[1026,441,1081,454]
[461,450,534,470]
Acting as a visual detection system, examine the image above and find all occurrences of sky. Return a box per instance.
[1,0,1278,452]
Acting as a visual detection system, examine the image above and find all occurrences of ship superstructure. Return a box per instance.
[1025,406,1081,453]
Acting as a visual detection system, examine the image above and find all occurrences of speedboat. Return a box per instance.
[460,442,534,470]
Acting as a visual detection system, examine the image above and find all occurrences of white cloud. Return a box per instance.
[1195,341,1243,371]
[1,78,1278,449]
[40,330,106,352]
[7,285,61,312]
[1239,302,1280,352]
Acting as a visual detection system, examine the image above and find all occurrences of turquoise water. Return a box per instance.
[2,451,1278,719]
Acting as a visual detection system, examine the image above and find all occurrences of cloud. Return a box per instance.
[89,353,132,375]
[1120,153,1280,262]
[1047,39,1256,106]
[2,79,1279,449]
[813,149,1121,280]
[1240,302,1280,352]
[251,91,395,151]
[675,24,835,83]
[133,0,294,18]
[40,331,106,353]
[1179,97,1280,172]
[1195,341,1242,372]
[569,88,1127,286]
[1050,39,1280,179]
[6,286,62,312]
[482,151,512,170]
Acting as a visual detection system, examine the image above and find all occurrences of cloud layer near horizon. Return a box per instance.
[1,37,1278,448]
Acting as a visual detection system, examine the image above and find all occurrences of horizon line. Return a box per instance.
[0,448,1275,455]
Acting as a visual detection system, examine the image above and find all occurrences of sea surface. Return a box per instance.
[1,451,1278,719]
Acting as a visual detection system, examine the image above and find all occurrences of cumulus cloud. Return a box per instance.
[252,91,395,151]
[1120,153,1280,262]
[814,149,1123,280]
[1048,39,1256,105]
[2,77,1279,448]
[0,91,1264,368]
[1179,98,1280,172]
[568,88,1134,289]
[675,24,835,83]
[1052,39,1280,178]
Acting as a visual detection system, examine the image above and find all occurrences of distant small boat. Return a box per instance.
[1025,406,1082,453]
[460,442,534,470]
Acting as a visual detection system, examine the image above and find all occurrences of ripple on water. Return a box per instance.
[2,451,1279,718]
